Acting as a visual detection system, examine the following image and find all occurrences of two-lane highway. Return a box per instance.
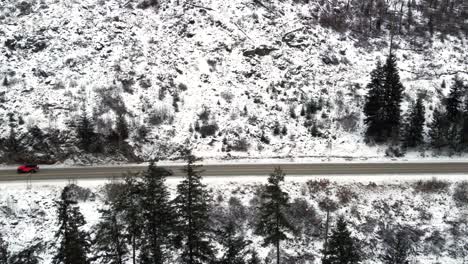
[0,162,468,182]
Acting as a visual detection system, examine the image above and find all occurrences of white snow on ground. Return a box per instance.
[0,0,467,163]
[1,174,467,263]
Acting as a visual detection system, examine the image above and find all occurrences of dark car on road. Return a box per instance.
[17,164,40,173]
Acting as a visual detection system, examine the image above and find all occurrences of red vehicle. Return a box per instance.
[17,164,39,173]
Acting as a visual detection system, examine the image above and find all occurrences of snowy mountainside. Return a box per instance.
[0,0,467,163]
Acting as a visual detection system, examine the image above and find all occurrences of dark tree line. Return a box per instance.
[74,105,131,156]
[364,52,468,154]
[0,105,133,164]
[429,77,468,152]
[308,0,468,37]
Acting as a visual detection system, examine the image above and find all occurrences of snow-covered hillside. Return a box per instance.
[1,0,467,163]
[0,176,467,263]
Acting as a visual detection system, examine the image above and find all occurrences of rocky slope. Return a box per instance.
[0,0,467,163]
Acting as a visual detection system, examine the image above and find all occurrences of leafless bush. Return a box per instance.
[95,86,127,115]
[318,197,338,212]
[198,107,210,121]
[199,122,219,138]
[228,197,247,222]
[64,184,96,202]
[413,178,450,193]
[148,105,174,126]
[307,178,331,194]
[336,112,359,132]
[453,181,468,204]
[221,91,234,103]
[178,83,188,91]
[230,138,250,152]
[137,0,159,9]
[337,186,358,205]
[286,198,320,236]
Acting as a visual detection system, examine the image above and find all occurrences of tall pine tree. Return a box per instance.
[460,97,468,150]
[383,54,405,142]
[53,185,90,264]
[445,78,465,151]
[364,54,404,143]
[174,151,214,264]
[402,97,426,148]
[93,207,128,264]
[428,108,450,150]
[76,105,96,152]
[445,77,464,122]
[113,174,143,264]
[139,162,175,264]
[322,216,360,264]
[255,167,292,264]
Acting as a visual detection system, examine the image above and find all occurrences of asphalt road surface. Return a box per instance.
[0,162,468,182]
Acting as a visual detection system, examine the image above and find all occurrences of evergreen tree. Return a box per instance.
[402,97,425,148]
[445,78,464,122]
[76,106,96,152]
[114,175,143,264]
[0,233,8,264]
[322,216,360,264]
[9,243,42,264]
[364,54,405,143]
[273,122,281,136]
[255,167,292,264]
[382,231,412,264]
[364,60,386,143]
[53,185,90,264]
[139,162,175,264]
[382,54,405,143]
[216,219,250,264]
[428,108,449,150]
[174,151,214,264]
[116,114,129,148]
[93,208,128,264]
[460,98,468,149]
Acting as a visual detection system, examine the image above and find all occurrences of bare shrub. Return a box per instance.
[64,184,96,202]
[286,198,320,236]
[221,91,234,103]
[137,0,160,9]
[178,83,188,91]
[148,105,174,126]
[199,122,218,138]
[198,107,210,121]
[413,178,450,193]
[228,197,247,222]
[307,178,331,194]
[336,186,358,205]
[318,197,338,212]
[453,181,468,204]
[95,86,127,115]
[230,138,250,152]
[336,112,359,132]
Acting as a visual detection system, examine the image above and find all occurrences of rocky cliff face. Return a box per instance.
[0,0,467,163]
